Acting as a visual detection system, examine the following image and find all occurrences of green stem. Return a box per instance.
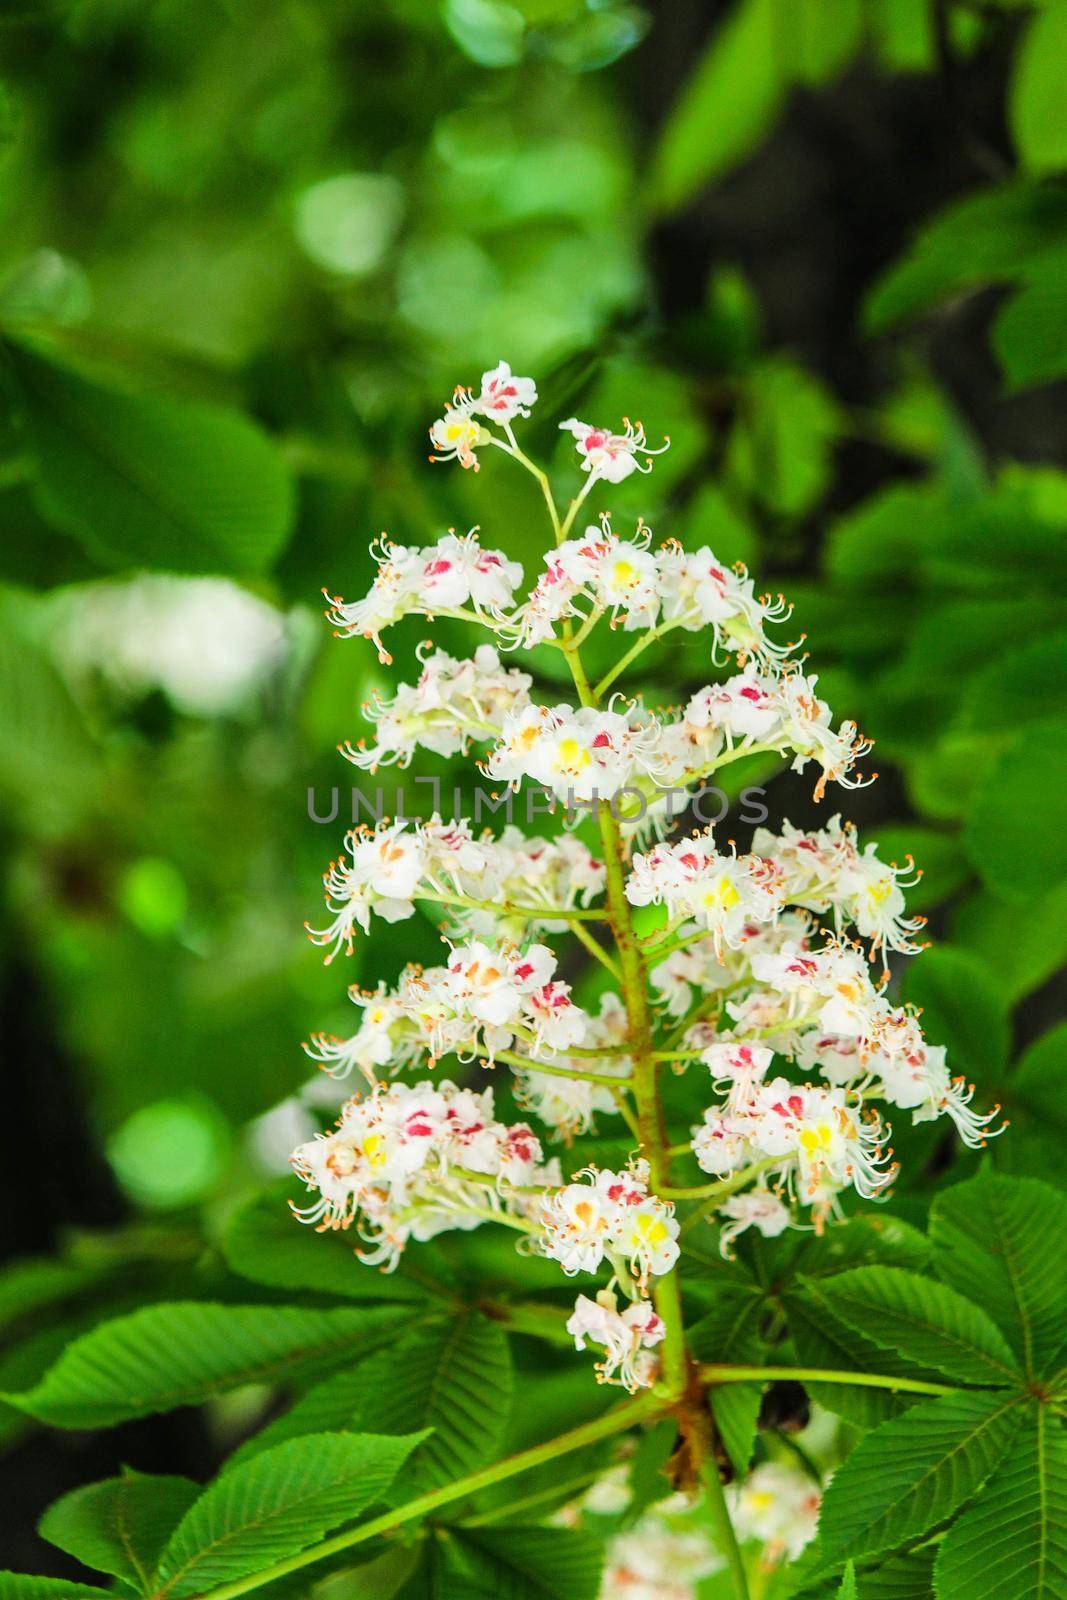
[457,1467,604,1527]
[557,473,597,542]
[569,917,624,981]
[700,1448,751,1600]
[416,889,606,922]
[175,1394,659,1600]
[594,619,687,700]
[678,1158,783,1232]
[481,1299,572,1345]
[490,1046,631,1090]
[700,1365,957,1396]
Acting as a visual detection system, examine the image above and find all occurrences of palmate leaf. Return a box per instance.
[4,1303,407,1428]
[934,1410,1067,1600]
[38,1472,200,1591]
[153,1432,424,1599]
[803,1267,1020,1387]
[812,1390,1023,1575]
[793,1549,936,1600]
[352,1310,512,1495]
[782,1289,919,1429]
[930,1172,1067,1377]
[449,1525,604,1600]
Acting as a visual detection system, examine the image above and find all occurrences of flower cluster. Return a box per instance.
[429,359,537,469]
[517,522,792,659]
[325,532,522,662]
[679,667,872,800]
[735,940,1003,1145]
[752,815,926,954]
[692,1038,896,1227]
[728,1462,822,1567]
[512,992,630,1138]
[292,357,1004,1427]
[597,1510,721,1600]
[290,1079,559,1270]
[342,644,532,771]
[566,1288,664,1392]
[626,834,785,953]
[540,1160,680,1286]
[306,813,604,959]
[486,699,664,803]
[306,938,591,1079]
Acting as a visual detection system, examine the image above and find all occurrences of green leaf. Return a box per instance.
[0,1583,112,1600]
[963,721,1067,902]
[794,1548,937,1599]
[783,1289,919,1429]
[353,1310,512,1494]
[838,1564,858,1600]
[726,357,841,517]
[647,0,783,212]
[1010,4,1067,173]
[864,182,1067,331]
[804,1267,1020,1386]
[934,1410,1067,1599]
[7,339,293,575]
[451,1525,604,1600]
[221,1186,431,1303]
[1012,1024,1067,1127]
[647,0,861,212]
[38,1473,200,1591]
[930,1172,1067,1377]
[225,1363,375,1468]
[154,1432,423,1598]
[902,947,1010,1078]
[5,1302,407,1428]
[814,1390,1023,1573]
[0,591,96,798]
[955,632,1067,736]
[992,250,1067,390]
[951,881,1067,1004]
[689,1289,765,1476]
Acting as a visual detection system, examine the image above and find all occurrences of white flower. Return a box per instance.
[566,1289,664,1391]
[325,533,522,662]
[752,816,926,955]
[474,359,538,421]
[514,993,629,1137]
[685,666,782,741]
[306,821,427,960]
[290,1078,557,1270]
[560,417,669,483]
[344,645,532,770]
[487,701,663,803]
[717,1187,793,1257]
[429,397,489,469]
[626,833,784,954]
[599,1511,721,1600]
[540,1163,678,1283]
[729,1463,822,1566]
[658,544,796,663]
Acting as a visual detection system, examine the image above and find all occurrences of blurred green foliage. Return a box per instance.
[0,3,1066,1576]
